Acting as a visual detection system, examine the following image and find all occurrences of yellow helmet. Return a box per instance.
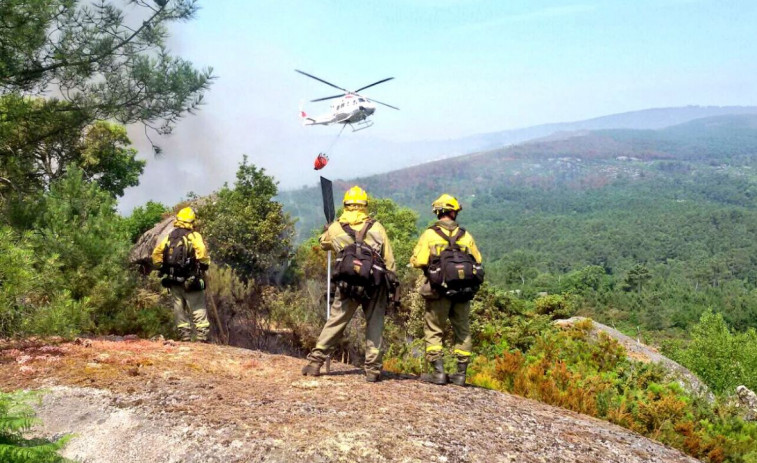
[432,194,461,214]
[343,186,368,206]
[176,207,196,223]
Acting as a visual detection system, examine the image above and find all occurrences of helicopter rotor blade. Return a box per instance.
[311,94,344,102]
[295,69,347,92]
[355,77,394,93]
[367,98,400,110]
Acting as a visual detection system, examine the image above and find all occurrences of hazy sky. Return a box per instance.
[120,0,757,211]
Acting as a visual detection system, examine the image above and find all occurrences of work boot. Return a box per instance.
[301,360,322,376]
[449,361,469,387]
[420,359,447,385]
[365,371,381,383]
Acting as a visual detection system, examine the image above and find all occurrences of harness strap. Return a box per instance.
[431,225,466,251]
[340,219,374,244]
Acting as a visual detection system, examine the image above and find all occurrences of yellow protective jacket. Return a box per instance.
[151,220,211,268]
[319,210,396,272]
[410,219,482,269]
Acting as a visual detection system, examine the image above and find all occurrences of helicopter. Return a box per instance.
[296,69,398,132]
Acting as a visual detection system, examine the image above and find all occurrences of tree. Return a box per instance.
[0,166,140,336]
[0,96,144,198]
[33,166,134,330]
[503,250,539,286]
[671,310,757,393]
[624,264,651,293]
[0,0,213,132]
[197,156,295,282]
[561,265,608,294]
[0,0,213,200]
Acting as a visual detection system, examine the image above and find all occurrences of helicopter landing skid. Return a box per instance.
[349,120,374,132]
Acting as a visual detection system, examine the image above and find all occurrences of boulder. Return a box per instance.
[737,385,757,421]
[128,217,175,269]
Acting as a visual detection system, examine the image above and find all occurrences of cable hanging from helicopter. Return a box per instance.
[312,123,348,170]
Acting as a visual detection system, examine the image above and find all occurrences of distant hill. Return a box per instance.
[296,105,757,182]
[283,113,757,239]
[439,105,757,156]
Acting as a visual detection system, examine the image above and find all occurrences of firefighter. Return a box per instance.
[302,186,396,382]
[152,207,211,342]
[411,194,483,386]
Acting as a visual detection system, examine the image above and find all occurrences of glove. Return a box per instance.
[199,262,210,271]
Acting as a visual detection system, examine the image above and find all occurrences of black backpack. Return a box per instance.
[426,226,484,301]
[162,228,197,280]
[333,220,386,299]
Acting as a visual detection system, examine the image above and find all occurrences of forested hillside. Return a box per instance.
[282,114,757,335]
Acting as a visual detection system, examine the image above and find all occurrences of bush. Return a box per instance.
[0,391,70,462]
[0,228,41,334]
[534,294,576,320]
[382,287,757,462]
[466,319,756,462]
[667,310,757,394]
[0,168,170,339]
[123,201,168,243]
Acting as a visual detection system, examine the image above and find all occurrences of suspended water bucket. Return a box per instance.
[313,153,329,170]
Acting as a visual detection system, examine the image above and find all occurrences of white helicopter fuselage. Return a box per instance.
[300,93,376,127]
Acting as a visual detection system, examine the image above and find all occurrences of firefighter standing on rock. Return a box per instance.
[302,186,396,382]
[411,194,484,386]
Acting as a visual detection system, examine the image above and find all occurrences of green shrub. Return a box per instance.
[534,294,576,320]
[0,391,70,463]
[123,201,168,243]
[0,168,171,339]
[667,310,757,394]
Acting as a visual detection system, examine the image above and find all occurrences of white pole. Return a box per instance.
[326,251,332,319]
[325,250,332,373]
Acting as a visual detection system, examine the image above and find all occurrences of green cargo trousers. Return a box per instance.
[169,284,210,342]
[424,296,472,363]
[307,286,387,374]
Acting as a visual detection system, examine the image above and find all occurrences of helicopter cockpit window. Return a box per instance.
[358,98,365,102]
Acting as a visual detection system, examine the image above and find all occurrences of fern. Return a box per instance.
[0,391,71,463]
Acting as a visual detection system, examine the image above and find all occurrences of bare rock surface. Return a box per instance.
[0,339,698,463]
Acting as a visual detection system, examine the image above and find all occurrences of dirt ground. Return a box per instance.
[0,338,698,463]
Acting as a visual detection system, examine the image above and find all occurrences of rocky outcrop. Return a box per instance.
[128,217,175,267]
[737,385,757,421]
[1,339,697,463]
[555,317,712,401]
